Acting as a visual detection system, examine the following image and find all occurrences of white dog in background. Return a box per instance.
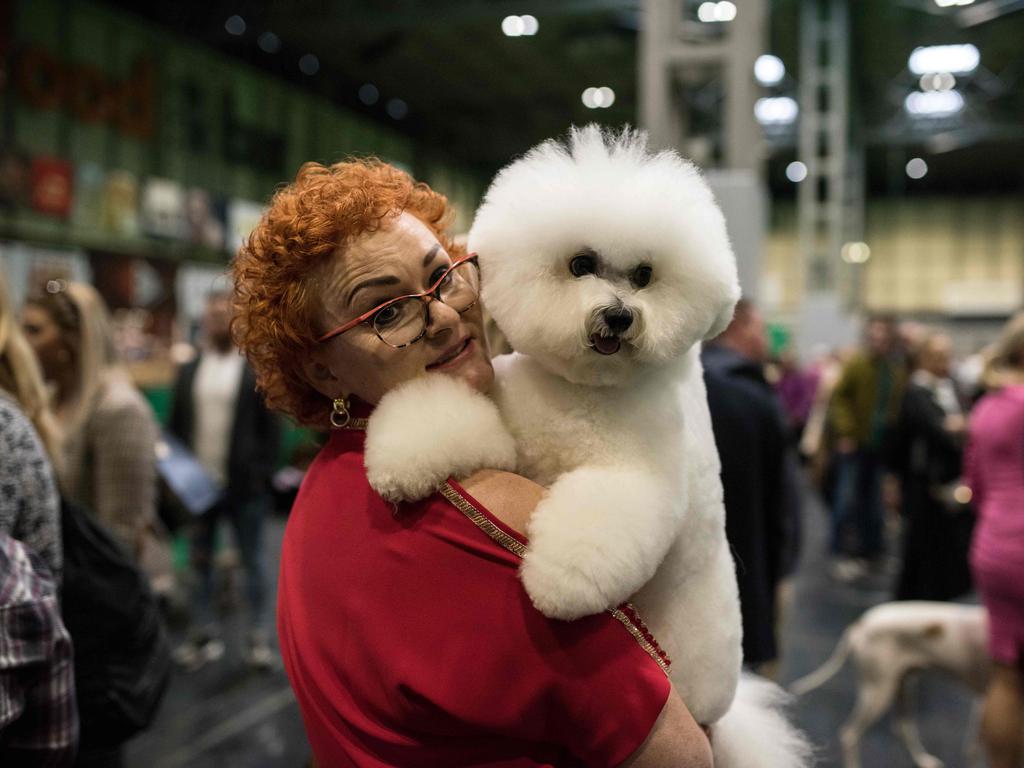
[366,126,811,767]
[789,601,990,768]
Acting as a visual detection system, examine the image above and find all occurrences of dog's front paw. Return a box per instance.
[520,467,678,619]
[365,375,516,502]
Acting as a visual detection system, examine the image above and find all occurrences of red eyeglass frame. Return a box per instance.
[316,253,479,345]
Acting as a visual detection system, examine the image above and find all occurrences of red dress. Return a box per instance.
[278,427,672,767]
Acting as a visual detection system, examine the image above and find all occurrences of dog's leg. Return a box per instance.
[894,675,944,768]
[962,699,983,768]
[521,466,680,619]
[840,675,900,768]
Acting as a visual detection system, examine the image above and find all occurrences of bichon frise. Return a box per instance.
[366,125,811,767]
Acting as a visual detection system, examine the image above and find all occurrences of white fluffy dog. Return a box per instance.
[366,126,810,767]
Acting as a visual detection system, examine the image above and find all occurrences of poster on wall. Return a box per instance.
[185,188,226,250]
[30,156,73,218]
[141,177,187,239]
[72,162,107,234]
[101,170,141,237]
[226,199,265,256]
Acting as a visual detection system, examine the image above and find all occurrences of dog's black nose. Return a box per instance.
[603,307,633,334]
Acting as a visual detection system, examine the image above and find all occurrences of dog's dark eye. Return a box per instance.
[570,254,597,277]
[632,265,653,288]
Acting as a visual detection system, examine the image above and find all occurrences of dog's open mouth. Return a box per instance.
[589,333,621,355]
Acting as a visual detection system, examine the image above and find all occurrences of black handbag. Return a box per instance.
[60,497,171,748]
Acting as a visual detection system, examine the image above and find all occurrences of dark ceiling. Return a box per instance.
[108,0,1024,194]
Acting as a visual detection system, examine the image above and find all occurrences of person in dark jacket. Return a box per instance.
[703,300,796,670]
[892,332,972,601]
[168,291,280,670]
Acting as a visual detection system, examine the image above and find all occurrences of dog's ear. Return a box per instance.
[703,302,736,342]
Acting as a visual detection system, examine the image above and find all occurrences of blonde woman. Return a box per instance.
[965,312,1024,768]
[21,281,170,588]
[0,273,62,578]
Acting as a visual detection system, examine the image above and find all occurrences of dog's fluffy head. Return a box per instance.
[468,125,740,387]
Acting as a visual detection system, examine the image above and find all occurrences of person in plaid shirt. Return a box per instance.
[0,530,78,765]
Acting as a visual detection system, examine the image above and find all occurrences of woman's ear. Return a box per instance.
[299,350,344,399]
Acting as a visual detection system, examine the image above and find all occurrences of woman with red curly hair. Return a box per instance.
[234,159,709,767]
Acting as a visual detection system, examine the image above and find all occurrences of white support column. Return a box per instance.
[638,0,768,300]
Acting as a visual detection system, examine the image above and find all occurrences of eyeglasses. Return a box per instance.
[316,254,480,348]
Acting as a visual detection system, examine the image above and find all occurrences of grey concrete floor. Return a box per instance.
[126,477,980,767]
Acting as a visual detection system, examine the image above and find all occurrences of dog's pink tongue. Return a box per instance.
[590,333,621,355]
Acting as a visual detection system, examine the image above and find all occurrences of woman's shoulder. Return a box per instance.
[91,372,157,425]
[456,469,543,537]
[0,393,49,462]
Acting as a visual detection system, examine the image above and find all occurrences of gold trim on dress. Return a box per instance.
[438,481,671,676]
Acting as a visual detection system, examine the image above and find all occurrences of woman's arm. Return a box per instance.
[621,684,713,768]
[91,397,158,555]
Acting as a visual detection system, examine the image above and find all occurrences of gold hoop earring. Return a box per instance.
[330,396,351,429]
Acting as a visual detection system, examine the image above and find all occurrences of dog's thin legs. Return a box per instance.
[840,675,900,768]
[894,676,943,768]
[980,662,1024,768]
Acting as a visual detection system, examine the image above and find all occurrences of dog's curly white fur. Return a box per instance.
[364,126,810,766]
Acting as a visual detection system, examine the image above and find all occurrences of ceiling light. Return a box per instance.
[358,83,380,105]
[257,31,281,53]
[698,1,736,22]
[582,87,615,109]
[754,55,785,86]
[225,15,246,35]
[386,98,408,120]
[299,54,319,75]
[919,72,956,92]
[716,1,737,21]
[755,96,798,125]
[934,0,975,6]
[905,157,929,179]
[908,44,980,75]
[785,161,808,182]
[520,15,539,35]
[502,15,525,36]
[841,242,871,264]
[904,89,965,116]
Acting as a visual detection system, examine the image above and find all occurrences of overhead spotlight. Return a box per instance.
[520,15,539,35]
[785,161,808,183]
[908,44,979,75]
[502,15,525,36]
[299,54,319,75]
[225,15,246,35]
[841,242,871,264]
[754,55,786,86]
[698,1,736,22]
[904,89,965,117]
[386,98,408,120]
[934,0,974,6]
[906,157,929,179]
[919,72,956,92]
[755,96,798,125]
[716,1,737,21]
[257,31,281,53]
[358,83,380,105]
[582,87,615,109]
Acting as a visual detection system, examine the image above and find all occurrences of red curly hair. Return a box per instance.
[232,158,461,428]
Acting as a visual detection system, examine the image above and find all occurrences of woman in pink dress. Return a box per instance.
[965,312,1024,768]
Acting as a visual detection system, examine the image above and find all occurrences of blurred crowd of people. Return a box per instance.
[0,273,282,766]
[2,259,1023,766]
[710,306,1024,768]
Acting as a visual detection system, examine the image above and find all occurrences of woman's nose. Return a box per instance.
[425,297,461,337]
